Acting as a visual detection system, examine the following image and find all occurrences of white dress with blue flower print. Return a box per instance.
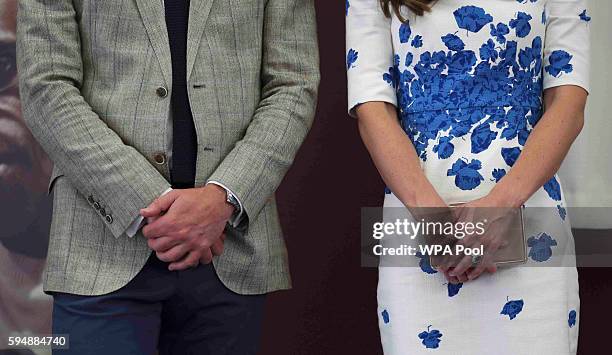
[346,1,590,354]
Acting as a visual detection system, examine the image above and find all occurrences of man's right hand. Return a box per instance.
[140,186,233,270]
[143,214,225,268]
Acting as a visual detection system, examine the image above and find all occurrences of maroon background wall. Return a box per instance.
[259,3,612,354]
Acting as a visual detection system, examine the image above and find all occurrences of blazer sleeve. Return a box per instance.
[16,0,171,238]
[207,0,320,231]
[346,0,397,117]
[543,0,590,93]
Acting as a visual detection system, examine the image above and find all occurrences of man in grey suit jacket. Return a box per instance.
[16,0,319,353]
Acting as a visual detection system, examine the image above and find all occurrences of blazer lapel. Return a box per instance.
[134,0,172,85]
[187,0,214,81]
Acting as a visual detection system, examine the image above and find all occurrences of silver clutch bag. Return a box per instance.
[427,205,527,270]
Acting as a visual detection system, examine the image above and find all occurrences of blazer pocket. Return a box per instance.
[47,168,64,195]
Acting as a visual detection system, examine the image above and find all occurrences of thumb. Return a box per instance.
[486,264,498,274]
[141,191,178,217]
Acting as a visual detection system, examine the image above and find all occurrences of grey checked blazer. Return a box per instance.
[16,0,319,296]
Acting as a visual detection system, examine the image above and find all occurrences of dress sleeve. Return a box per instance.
[346,0,397,117]
[543,0,590,93]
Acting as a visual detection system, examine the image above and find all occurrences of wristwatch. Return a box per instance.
[225,189,241,218]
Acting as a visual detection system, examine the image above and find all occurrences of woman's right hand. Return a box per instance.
[355,102,460,280]
[403,189,462,279]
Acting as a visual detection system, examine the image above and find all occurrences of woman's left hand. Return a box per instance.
[442,192,517,284]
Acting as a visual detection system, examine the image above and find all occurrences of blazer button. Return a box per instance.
[87,195,95,204]
[105,214,113,224]
[156,86,168,98]
[93,201,101,210]
[99,208,106,216]
[153,152,167,165]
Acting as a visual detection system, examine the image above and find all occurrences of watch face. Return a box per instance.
[227,192,240,209]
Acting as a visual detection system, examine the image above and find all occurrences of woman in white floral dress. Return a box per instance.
[346,0,590,353]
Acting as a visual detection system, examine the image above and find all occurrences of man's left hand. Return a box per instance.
[140,184,234,271]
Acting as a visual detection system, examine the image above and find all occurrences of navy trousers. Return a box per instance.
[51,254,266,355]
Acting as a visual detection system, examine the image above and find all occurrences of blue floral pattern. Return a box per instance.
[447,282,463,297]
[346,48,359,70]
[447,158,484,190]
[490,23,510,43]
[346,1,589,351]
[557,205,567,220]
[434,136,455,159]
[544,176,562,201]
[418,325,443,349]
[510,12,533,38]
[442,33,466,51]
[501,298,524,320]
[545,50,574,77]
[453,6,493,33]
[382,309,390,324]
[381,5,554,195]
[528,232,558,262]
[579,10,591,22]
[411,35,423,48]
[492,168,507,182]
[399,22,412,44]
[416,252,438,274]
[501,147,522,167]
[368,2,587,205]
[568,310,577,327]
